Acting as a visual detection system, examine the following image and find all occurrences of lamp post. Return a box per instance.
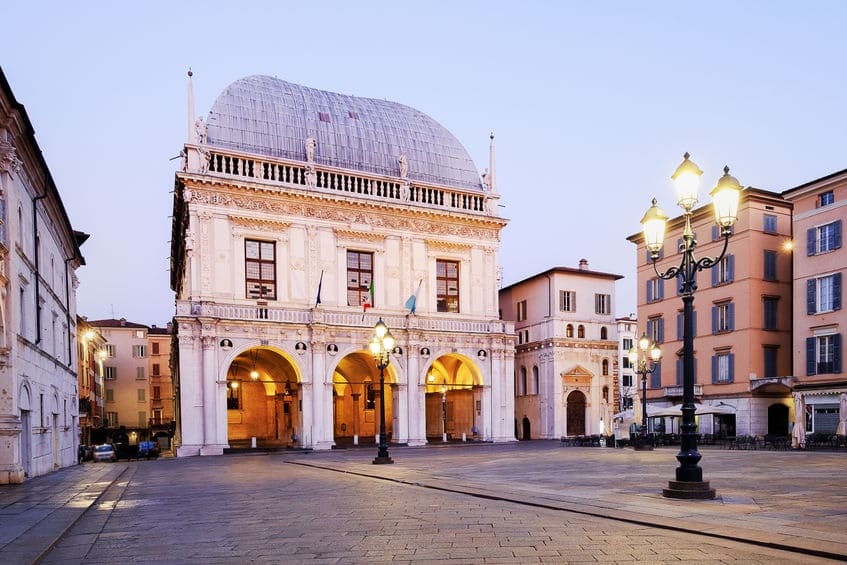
[628,333,661,451]
[640,152,742,499]
[369,318,395,464]
[441,384,448,443]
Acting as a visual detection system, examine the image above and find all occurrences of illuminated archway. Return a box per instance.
[332,349,396,445]
[225,346,302,447]
[424,354,483,442]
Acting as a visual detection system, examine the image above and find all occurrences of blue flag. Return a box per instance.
[405,279,422,315]
[315,270,323,307]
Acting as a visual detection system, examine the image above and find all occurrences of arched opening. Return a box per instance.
[602,359,609,376]
[425,354,483,442]
[600,326,608,340]
[522,416,531,440]
[768,403,789,435]
[332,350,396,446]
[531,366,539,395]
[566,390,587,436]
[519,367,527,396]
[566,324,574,338]
[578,325,585,339]
[225,347,301,448]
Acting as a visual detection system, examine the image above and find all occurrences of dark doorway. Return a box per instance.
[522,416,531,440]
[768,403,789,435]
[566,391,586,436]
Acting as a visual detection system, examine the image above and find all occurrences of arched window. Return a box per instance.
[602,358,609,376]
[578,325,585,339]
[566,324,574,338]
[532,366,539,395]
[519,367,527,396]
[600,326,608,340]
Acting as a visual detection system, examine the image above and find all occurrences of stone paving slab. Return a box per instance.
[0,442,844,563]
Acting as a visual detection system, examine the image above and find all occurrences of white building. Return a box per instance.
[499,260,621,440]
[170,74,515,456]
[0,67,86,483]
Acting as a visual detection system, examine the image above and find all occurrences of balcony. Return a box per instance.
[664,385,703,397]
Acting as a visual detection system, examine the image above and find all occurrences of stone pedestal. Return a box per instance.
[662,480,716,499]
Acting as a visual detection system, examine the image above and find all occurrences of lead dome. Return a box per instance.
[205,75,483,191]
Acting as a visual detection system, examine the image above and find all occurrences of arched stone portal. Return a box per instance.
[225,347,301,448]
[566,390,587,437]
[424,354,483,442]
[332,351,395,446]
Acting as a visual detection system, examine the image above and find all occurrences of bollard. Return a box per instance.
[353,434,359,446]
[251,436,257,449]
[462,433,467,442]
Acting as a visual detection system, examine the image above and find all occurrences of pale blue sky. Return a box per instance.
[2,2,846,326]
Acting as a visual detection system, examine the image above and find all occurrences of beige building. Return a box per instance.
[628,188,794,437]
[783,170,847,441]
[148,324,175,446]
[0,67,87,483]
[499,261,621,440]
[170,74,515,456]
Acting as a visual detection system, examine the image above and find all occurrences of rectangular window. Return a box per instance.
[153,386,161,400]
[152,409,163,425]
[245,239,277,300]
[227,383,240,410]
[105,366,116,380]
[763,346,778,378]
[806,334,841,375]
[105,389,114,402]
[807,273,842,314]
[649,361,662,388]
[105,344,116,357]
[595,293,611,315]
[712,302,734,333]
[559,290,575,312]
[711,254,734,286]
[621,338,633,368]
[819,190,834,207]
[763,214,778,234]
[675,356,698,385]
[137,389,146,402]
[135,330,145,339]
[318,112,331,122]
[133,345,147,358]
[346,250,373,307]
[152,342,160,355]
[436,260,460,313]
[106,412,118,427]
[763,297,779,330]
[676,310,698,339]
[152,363,160,376]
[622,374,632,387]
[763,250,777,281]
[646,278,664,303]
[138,411,147,428]
[807,220,842,255]
[712,352,734,383]
[516,299,527,322]
[136,366,145,380]
[646,317,664,344]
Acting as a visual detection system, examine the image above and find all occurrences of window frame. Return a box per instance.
[559,290,576,312]
[436,259,460,313]
[346,250,373,308]
[245,239,278,300]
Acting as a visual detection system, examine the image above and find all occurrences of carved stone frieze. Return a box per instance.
[334,228,385,244]
[229,214,290,232]
[425,239,472,252]
[0,139,22,175]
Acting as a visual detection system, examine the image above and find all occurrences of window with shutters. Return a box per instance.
[712,254,734,286]
[807,273,842,314]
[819,190,834,207]
[647,278,664,303]
[763,346,778,378]
[646,316,664,344]
[245,239,276,300]
[675,355,698,385]
[649,361,662,388]
[594,293,611,314]
[712,301,734,333]
[807,220,842,255]
[806,334,841,375]
[763,214,778,234]
[436,260,459,313]
[763,250,777,281]
[676,310,698,339]
[712,351,734,383]
[763,297,779,330]
[346,251,373,307]
[559,290,575,312]
[516,299,527,322]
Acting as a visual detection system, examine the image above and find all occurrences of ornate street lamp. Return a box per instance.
[640,152,742,499]
[628,333,661,451]
[369,318,395,464]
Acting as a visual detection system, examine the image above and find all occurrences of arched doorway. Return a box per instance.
[566,390,587,436]
[522,416,531,440]
[332,350,395,446]
[424,354,483,442]
[768,403,789,435]
[225,347,301,448]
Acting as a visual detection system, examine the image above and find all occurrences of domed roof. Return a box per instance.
[206,75,483,191]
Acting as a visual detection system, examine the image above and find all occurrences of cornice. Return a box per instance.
[334,228,386,243]
[426,239,473,252]
[229,214,290,232]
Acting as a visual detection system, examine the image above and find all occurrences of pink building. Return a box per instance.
[783,170,847,441]
[628,188,794,438]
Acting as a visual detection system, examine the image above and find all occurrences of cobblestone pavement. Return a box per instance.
[1,442,844,564]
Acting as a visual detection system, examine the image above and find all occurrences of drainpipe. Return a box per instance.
[65,257,73,366]
[33,192,47,345]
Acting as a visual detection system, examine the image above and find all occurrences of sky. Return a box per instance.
[2,2,846,327]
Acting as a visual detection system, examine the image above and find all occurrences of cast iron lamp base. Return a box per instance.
[372,455,394,465]
[663,480,716,499]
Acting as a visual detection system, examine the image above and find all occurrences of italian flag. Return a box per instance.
[362,280,374,312]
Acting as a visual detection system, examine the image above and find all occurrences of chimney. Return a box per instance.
[579,258,589,270]
[120,318,126,326]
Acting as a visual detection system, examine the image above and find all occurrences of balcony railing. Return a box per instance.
[664,385,703,397]
[176,300,513,336]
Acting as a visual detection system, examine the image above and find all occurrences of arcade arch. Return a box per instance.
[424,353,483,442]
[225,347,301,447]
[332,350,396,445]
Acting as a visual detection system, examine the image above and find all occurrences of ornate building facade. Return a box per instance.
[498,261,621,440]
[170,74,514,456]
[0,67,86,483]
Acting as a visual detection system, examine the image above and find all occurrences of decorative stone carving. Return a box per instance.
[305,137,316,163]
[0,139,22,175]
[195,117,207,145]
